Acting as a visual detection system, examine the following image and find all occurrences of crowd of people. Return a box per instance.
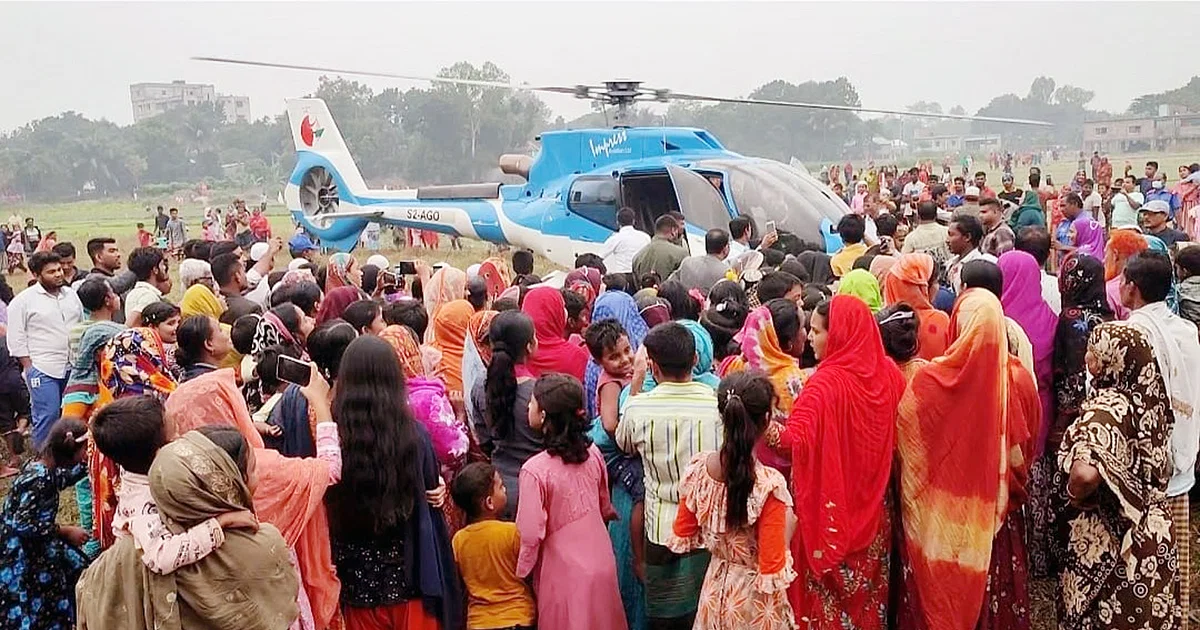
[0,149,1197,630]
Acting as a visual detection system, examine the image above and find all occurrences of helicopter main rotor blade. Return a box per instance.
[670,92,1053,127]
[192,56,579,96]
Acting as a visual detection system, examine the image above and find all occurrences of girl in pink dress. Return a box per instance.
[516,374,626,630]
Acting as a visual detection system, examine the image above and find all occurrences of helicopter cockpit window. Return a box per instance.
[567,177,620,231]
[665,164,730,232]
[695,159,847,248]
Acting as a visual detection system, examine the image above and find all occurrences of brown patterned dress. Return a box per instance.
[1055,323,1181,630]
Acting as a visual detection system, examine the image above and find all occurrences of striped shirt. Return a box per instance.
[616,381,723,545]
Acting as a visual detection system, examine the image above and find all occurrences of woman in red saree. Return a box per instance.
[882,253,949,360]
[776,295,906,629]
[895,288,1040,630]
[521,286,588,381]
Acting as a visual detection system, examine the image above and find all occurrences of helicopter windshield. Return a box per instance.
[695,159,848,247]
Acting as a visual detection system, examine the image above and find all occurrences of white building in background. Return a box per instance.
[130,80,251,124]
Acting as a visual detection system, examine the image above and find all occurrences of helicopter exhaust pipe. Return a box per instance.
[499,154,532,180]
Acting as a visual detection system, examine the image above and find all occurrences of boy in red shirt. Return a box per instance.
[136,222,152,248]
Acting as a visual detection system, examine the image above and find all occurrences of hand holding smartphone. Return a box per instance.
[276,355,312,388]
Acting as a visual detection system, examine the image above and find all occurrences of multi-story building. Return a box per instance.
[130,80,251,124]
[1082,105,1200,153]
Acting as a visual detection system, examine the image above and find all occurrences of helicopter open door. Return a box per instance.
[664,164,734,255]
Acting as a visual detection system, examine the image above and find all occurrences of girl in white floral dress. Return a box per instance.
[1056,322,1180,630]
[667,372,797,630]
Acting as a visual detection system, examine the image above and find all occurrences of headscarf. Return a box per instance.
[883,253,949,360]
[325,252,356,290]
[478,257,512,300]
[1059,253,1109,315]
[678,319,720,389]
[640,298,671,328]
[462,310,499,421]
[565,267,603,312]
[728,305,807,415]
[782,295,906,577]
[180,284,224,319]
[429,299,474,397]
[1010,189,1045,230]
[315,286,361,325]
[1070,211,1106,259]
[424,266,468,326]
[380,324,426,379]
[75,430,300,630]
[584,291,649,417]
[850,181,868,214]
[868,254,897,286]
[1104,229,1147,282]
[166,372,342,629]
[280,268,316,287]
[796,251,835,286]
[61,320,125,418]
[252,310,300,360]
[896,289,1040,630]
[521,286,588,381]
[836,268,883,313]
[998,251,1057,456]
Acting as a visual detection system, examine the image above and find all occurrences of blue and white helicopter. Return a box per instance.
[199,58,1050,267]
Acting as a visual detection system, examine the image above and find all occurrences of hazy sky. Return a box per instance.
[3,2,1197,133]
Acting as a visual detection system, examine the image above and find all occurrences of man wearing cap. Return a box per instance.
[954,186,983,220]
[289,232,320,264]
[997,173,1023,207]
[1140,199,1189,248]
[243,237,282,307]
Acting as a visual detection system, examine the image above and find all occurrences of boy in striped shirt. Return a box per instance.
[616,322,722,628]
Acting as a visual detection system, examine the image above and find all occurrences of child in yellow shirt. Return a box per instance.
[450,462,536,630]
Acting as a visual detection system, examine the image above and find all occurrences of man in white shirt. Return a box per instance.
[1121,252,1200,619]
[901,167,926,200]
[1079,179,1106,229]
[945,215,997,294]
[1107,175,1144,228]
[6,251,84,448]
[124,246,173,327]
[597,207,651,275]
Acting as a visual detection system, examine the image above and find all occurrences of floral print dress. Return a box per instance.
[667,453,798,630]
[1055,323,1180,630]
[0,461,88,629]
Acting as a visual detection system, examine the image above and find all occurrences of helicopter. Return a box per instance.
[198,57,1051,267]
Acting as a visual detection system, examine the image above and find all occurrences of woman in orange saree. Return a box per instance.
[777,295,907,629]
[882,253,949,360]
[895,288,1040,630]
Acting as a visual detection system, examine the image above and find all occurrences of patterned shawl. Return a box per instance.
[896,289,1041,630]
[477,257,512,300]
[62,320,125,418]
[883,253,949,360]
[380,324,426,379]
[76,430,300,630]
[565,267,603,313]
[727,304,807,416]
[1052,254,1112,443]
[325,252,355,291]
[462,310,498,423]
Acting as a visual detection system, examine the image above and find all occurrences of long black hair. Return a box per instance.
[658,280,699,321]
[716,371,775,528]
[534,374,591,465]
[175,314,215,367]
[330,335,422,536]
[485,310,535,440]
[766,298,804,350]
[307,319,358,382]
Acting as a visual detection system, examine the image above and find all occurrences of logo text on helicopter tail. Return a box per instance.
[589,130,629,159]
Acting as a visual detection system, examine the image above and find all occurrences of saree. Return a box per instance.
[462,310,498,423]
[429,299,474,401]
[316,286,362,326]
[60,320,125,420]
[998,250,1057,457]
[584,291,649,418]
[325,252,356,291]
[882,253,949,360]
[836,269,883,313]
[92,327,178,550]
[166,371,342,630]
[869,254,897,286]
[180,284,224,320]
[896,289,1040,630]
[522,286,588,381]
[424,267,468,340]
[477,257,512,300]
[75,430,299,630]
[1055,323,1179,630]
[781,295,905,628]
[380,324,427,380]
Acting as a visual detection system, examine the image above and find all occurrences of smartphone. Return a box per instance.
[395,261,418,275]
[381,269,397,286]
[764,220,776,234]
[276,355,312,387]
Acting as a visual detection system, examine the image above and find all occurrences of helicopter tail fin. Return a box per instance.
[286,98,369,195]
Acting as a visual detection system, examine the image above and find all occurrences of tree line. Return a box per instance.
[1,62,1196,202]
